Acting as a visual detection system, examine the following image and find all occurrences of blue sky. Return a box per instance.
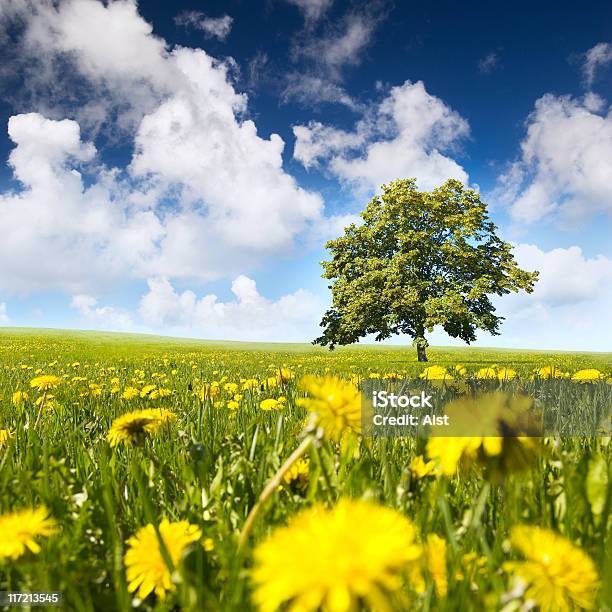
[0,0,611,350]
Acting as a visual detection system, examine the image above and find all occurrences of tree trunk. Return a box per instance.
[416,343,428,362]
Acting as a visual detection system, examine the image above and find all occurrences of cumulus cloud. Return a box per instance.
[285,0,334,24]
[0,0,329,293]
[583,42,612,87]
[283,3,387,108]
[495,93,612,223]
[175,11,233,41]
[70,294,133,329]
[293,80,469,192]
[480,243,612,351]
[139,276,325,341]
[478,51,499,74]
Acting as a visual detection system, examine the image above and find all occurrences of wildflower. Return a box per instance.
[497,367,517,380]
[124,519,202,600]
[476,367,497,379]
[533,366,564,379]
[29,375,61,392]
[122,386,140,400]
[224,382,239,394]
[0,507,57,560]
[242,378,259,391]
[420,366,453,381]
[12,391,29,405]
[504,525,599,611]
[281,458,309,493]
[410,455,439,479]
[425,534,447,598]
[426,393,541,476]
[260,398,282,411]
[571,369,604,382]
[140,384,157,398]
[107,409,176,447]
[454,364,467,376]
[297,376,361,441]
[226,400,240,410]
[0,429,14,448]
[276,368,293,384]
[252,498,422,612]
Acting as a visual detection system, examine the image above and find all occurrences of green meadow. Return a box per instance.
[0,328,610,611]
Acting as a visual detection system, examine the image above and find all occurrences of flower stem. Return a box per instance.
[33,390,47,430]
[238,435,313,552]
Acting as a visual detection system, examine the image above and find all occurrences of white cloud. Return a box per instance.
[285,0,334,23]
[70,294,133,329]
[293,11,381,77]
[478,51,499,74]
[282,74,359,110]
[0,0,328,293]
[497,93,612,223]
[0,303,8,323]
[480,243,612,351]
[139,276,325,341]
[175,11,233,41]
[293,80,469,192]
[583,42,612,87]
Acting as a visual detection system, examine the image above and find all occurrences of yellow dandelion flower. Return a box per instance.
[504,525,599,611]
[242,378,259,391]
[281,458,309,493]
[533,366,564,379]
[29,375,61,391]
[497,367,517,380]
[107,409,176,447]
[420,366,453,381]
[252,498,422,612]
[260,398,282,411]
[124,519,202,600]
[571,369,604,382]
[454,364,467,376]
[121,387,140,401]
[410,455,439,479]
[425,534,447,598]
[276,368,294,384]
[476,367,497,379]
[0,507,57,560]
[0,429,14,448]
[297,376,361,441]
[224,382,239,394]
[12,390,29,405]
[426,393,541,476]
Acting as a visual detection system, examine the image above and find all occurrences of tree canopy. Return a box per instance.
[314,178,539,361]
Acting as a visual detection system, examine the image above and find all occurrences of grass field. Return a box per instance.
[0,328,610,611]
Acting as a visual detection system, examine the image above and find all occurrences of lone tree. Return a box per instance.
[314,178,538,361]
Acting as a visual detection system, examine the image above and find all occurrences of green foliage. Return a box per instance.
[315,179,539,358]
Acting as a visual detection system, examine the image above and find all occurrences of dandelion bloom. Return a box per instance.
[11,390,29,405]
[0,507,57,560]
[425,534,447,598]
[571,369,604,382]
[0,429,14,448]
[426,393,540,476]
[497,367,517,380]
[259,398,282,411]
[505,525,599,611]
[410,455,438,479]
[252,498,422,612]
[297,376,361,440]
[107,408,176,447]
[124,519,202,600]
[281,458,309,493]
[29,375,62,392]
[476,367,497,379]
[419,366,453,381]
[533,366,564,379]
